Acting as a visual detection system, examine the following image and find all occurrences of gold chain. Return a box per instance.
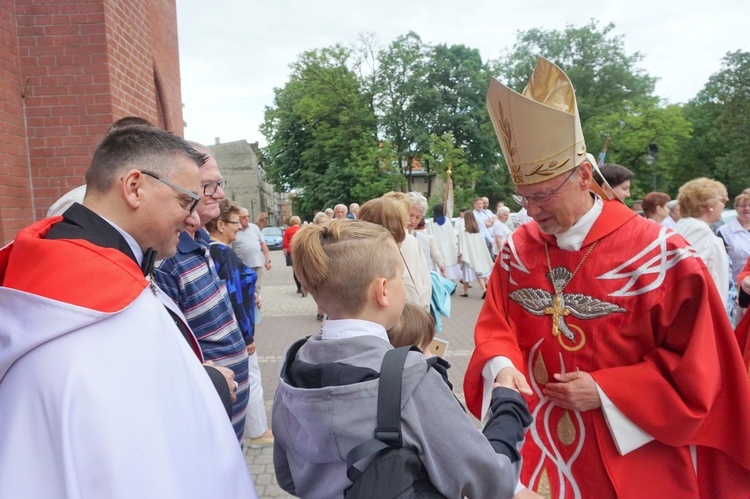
[545,240,598,291]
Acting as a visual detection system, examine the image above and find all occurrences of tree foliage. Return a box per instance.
[373,32,435,184]
[678,51,750,196]
[262,24,748,218]
[587,103,692,197]
[423,132,482,212]
[261,46,380,215]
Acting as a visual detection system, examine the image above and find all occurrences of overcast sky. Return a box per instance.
[176,0,748,147]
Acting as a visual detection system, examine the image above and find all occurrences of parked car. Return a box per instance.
[262,226,284,250]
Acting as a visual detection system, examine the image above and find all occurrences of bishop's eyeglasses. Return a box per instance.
[512,167,578,206]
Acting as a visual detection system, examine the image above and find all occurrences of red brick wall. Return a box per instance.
[104,0,183,135]
[0,1,32,244]
[0,0,183,245]
[148,0,182,135]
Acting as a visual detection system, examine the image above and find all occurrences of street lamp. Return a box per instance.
[645,143,659,191]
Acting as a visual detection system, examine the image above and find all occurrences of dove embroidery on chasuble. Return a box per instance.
[510,240,627,352]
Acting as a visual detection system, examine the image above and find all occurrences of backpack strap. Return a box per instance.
[346,346,413,483]
[375,346,411,447]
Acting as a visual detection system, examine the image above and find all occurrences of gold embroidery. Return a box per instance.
[537,468,552,498]
[509,285,626,351]
[533,353,549,385]
[543,241,597,350]
[557,410,576,446]
[496,102,524,184]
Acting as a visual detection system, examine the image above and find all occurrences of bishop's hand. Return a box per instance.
[495,366,532,395]
[544,370,601,411]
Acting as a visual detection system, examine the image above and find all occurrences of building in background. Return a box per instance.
[404,157,440,200]
[210,138,289,227]
[0,0,184,244]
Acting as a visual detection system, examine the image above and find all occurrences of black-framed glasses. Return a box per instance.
[222,220,240,225]
[140,171,200,213]
[202,179,227,196]
[512,168,579,206]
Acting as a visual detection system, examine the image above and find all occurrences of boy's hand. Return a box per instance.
[514,488,544,499]
[494,366,532,395]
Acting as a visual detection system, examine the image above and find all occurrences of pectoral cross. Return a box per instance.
[544,290,570,338]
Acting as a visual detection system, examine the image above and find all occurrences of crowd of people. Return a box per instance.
[2,56,750,499]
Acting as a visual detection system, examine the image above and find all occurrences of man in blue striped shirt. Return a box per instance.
[156,143,249,443]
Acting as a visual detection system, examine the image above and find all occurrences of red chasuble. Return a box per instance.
[465,201,750,498]
[734,259,750,371]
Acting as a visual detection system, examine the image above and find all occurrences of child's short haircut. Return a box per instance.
[292,219,401,318]
[388,302,436,350]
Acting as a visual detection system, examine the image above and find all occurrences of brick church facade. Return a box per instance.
[0,0,183,244]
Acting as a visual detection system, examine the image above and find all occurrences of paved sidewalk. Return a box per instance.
[245,249,486,498]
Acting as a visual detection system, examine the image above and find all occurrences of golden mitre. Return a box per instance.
[487,57,587,185]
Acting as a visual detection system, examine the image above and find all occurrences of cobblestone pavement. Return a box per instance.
[244,248,485,498]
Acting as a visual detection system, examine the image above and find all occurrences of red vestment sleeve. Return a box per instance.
[592,268,750,497]
[736,258,750,367]
[464,257,524,419]
[738,257,750,286]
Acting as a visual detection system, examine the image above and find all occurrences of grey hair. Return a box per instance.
[313,212,328,225]
[407,191,428,216]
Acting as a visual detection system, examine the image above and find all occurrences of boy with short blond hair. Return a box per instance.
[272,220,531,498]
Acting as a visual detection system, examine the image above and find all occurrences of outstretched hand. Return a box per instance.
[513,488,545,499]
[543,370,601,411]
[494,366,532,395]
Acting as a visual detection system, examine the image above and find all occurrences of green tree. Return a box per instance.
[424,43,510,205]
[493,20,656,126]
[588,103,692,198]
[373,32,436,189]
[423,132,482,214]
[261,46,382,217]
[679,51,750,196]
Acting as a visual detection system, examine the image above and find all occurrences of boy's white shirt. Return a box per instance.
[320,318,390,343]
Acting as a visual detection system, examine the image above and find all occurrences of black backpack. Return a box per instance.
[344,346,447,499]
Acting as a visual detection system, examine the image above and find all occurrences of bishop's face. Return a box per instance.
[516,164,594,235]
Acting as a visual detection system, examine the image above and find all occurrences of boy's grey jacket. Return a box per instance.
[272,333,530,498]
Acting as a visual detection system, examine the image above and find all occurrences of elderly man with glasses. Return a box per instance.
[464,57,750,498]
[232,207,272,291]
[0,126,257,497]
[156,143,252,446]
